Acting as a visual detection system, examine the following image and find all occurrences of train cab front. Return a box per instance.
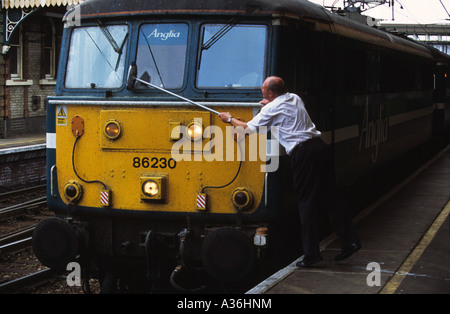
[38,95,277,287]
[34,99,276,291]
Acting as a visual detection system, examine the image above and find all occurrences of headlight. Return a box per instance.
[140,175,167,201]
[104,120,122,140]
[142,180,159,197]
[187,121,203,141]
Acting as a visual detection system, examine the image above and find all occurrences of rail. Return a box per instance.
[0,268,56,293]
[0,225,35,254]
[0,197,47,221]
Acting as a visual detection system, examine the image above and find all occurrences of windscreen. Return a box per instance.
[135,23,189,89]
[65,24,129,89]
[197,24,267,89]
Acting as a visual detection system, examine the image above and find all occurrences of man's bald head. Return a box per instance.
[264,76,287,96]
[261,76,287,102]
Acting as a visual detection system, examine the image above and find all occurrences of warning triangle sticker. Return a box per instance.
[57,107,66,117]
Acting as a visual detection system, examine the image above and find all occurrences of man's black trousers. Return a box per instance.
[290,138,359,257]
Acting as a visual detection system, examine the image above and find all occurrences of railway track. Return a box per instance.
[0,150,94,293]
[0,225,35,254]
[0,184,46,201]
[0,185,62,293]
[0,184,98,293]
[0,223,85,294]
[0,224,55,293]
[0,188,53,293]
[0,197,47,222]
[0,268,56,293]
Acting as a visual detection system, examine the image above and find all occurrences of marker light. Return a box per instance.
[63,180,83,203]
[187,121,203,141]
[231,188,253,211]
[104,120,122,140]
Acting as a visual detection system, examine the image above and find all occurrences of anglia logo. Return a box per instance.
[359,102,389,163]
[148,29,181,41]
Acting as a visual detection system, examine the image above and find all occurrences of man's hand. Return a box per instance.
[218,112,249,130]
[259,99,270,106]
[219,112,232,123]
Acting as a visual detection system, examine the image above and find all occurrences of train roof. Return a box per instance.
[67,0,434,59]
[71,0,332,21]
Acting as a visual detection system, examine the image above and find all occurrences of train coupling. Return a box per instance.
[143,230,177,281]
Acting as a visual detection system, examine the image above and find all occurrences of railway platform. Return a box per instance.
[0,134,46,151]
[0,134,46,190]
[248,145,450,294]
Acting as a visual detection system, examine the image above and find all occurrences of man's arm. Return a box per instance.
[219,99,268,130]
[218,112,249,129]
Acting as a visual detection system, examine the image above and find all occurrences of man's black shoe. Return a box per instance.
[296,255,323,268]
[334,242,361,261]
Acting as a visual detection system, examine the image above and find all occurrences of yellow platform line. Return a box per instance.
[379,200,450,294]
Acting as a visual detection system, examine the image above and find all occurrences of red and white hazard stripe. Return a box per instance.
[196,193,206,210]
[100,190,110,206]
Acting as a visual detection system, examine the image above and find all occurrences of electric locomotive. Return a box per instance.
[32,0,450,292]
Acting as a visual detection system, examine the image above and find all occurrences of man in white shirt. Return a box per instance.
[219,76,360,267]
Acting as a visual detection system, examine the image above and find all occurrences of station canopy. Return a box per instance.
[2,0,84,9]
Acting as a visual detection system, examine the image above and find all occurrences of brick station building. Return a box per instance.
[0,0,83,138]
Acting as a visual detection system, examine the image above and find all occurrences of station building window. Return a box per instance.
[8,25,23,80]
[6,24,32,86]
[40,18,57,85]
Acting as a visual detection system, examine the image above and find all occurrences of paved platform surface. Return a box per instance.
[248,145,450,294]
[0,134,46,151]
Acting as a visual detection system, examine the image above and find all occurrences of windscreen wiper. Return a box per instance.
[97,19,121,52]
[97,19,129,70]
[198,18,238,70]
[140,28,165,88]
[201,18,238,51]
